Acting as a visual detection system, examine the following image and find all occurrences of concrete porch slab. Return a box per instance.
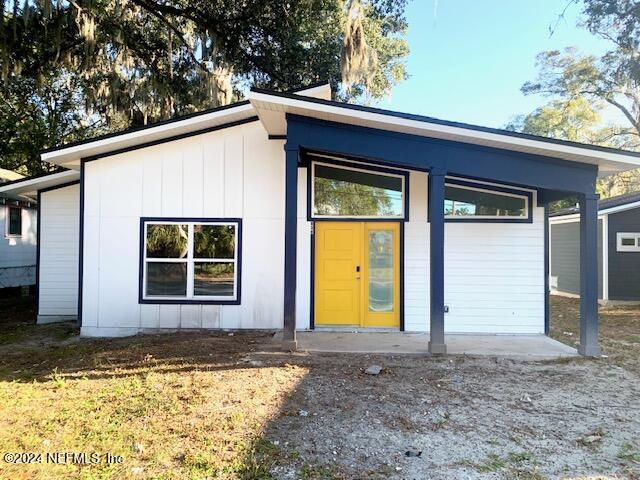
[293,332,578,359]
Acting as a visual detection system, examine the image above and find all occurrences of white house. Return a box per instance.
[2,83,640,356]
[0,169,37,289]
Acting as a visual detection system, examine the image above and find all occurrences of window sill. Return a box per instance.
[139,298,241,305]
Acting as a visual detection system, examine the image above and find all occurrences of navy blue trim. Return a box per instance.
[299,147,429,172]
[82,117,259,163]
[399,221,405,332]
[306,156,410,222]
[578,194,600,356]
[428,170,446,351]
[252,87,640,159]
[35,190,41,317]
[310,221,315,330]
[38,180,80,193]
[443,177,533,224]
[544,204,550,335]
[286,115,599,195]
[138,217,243,305]
[268,135,287,140]
[283,145,299,341]
[77,161,85,327]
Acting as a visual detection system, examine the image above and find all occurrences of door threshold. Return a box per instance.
[313,326,401,333]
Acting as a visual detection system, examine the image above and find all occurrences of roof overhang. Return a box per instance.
[40,84,332,168]
[0,170,80,196]
[248,90,640,177]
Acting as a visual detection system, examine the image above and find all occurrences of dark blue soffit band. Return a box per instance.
[284,114,598,195]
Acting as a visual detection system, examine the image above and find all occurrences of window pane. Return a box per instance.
[194,225,235,259]
[368,230,394,312]
[146,262,187,296]
[314,164,403,217]
[194,263,235,297]
[146,224,188,258]
[621,237,636,246]
[445,186,526,217]
[8,207,21,235]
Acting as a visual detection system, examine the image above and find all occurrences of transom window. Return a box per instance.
[7,206,22,236]
[617,233,640,252]
[311,161,406,219]
[444,181,530,221]
[141,219,241,303]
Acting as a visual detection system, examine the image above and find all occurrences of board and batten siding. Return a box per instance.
[81,121,285,337]
[549,219,604,299]
[38,184,80,321]
[607,207,640,301]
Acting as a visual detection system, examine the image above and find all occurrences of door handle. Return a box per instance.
[356,265,361,280]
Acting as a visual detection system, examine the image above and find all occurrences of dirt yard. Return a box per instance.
[0,296,639,479]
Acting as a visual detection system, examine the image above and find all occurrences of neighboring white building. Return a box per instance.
[2,83,639,356]
[0,169,37,289]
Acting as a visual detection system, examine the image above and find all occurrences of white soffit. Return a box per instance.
[248,91,640,176]
[0,170,80,196]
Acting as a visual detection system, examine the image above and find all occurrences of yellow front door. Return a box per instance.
[315,222,400,328]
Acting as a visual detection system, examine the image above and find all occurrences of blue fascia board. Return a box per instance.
[285,114,598,195]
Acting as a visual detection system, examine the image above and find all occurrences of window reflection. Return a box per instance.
[313,163,404,217]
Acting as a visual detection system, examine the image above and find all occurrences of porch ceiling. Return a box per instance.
[248,89,640,177]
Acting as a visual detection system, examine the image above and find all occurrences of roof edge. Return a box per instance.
[249,88,640,160]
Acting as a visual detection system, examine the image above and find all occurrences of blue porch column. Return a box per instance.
[428,168,447,354]
[578,193,601,356]
[282,143,298,351]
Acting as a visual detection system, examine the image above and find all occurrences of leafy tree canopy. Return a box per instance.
[513,0,640,205]
[0,0,410,175]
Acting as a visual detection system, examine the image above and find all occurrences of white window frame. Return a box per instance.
[444,183,530,220]
[142,220,240,302]
[5,205,22,237]
[616,232,640,252]
[310,160,406,219]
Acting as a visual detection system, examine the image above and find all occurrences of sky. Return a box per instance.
[377,0,615,129]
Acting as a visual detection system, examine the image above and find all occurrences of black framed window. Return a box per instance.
[140,218,241,304]
[311,161,407,219]
[7,206,22,236]
[444,180,531,222]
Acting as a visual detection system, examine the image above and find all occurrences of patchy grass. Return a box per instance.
[0,301,308,479]
[550,295,640,374]
[1,295,639,479]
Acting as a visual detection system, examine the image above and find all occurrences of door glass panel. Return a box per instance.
[368,230,393,312]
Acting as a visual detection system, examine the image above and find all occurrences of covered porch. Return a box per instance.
[247,88,640,357]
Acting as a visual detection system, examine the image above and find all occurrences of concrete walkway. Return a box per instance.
[294,332,578,359]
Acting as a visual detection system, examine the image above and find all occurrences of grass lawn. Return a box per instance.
[0,294,639,479]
